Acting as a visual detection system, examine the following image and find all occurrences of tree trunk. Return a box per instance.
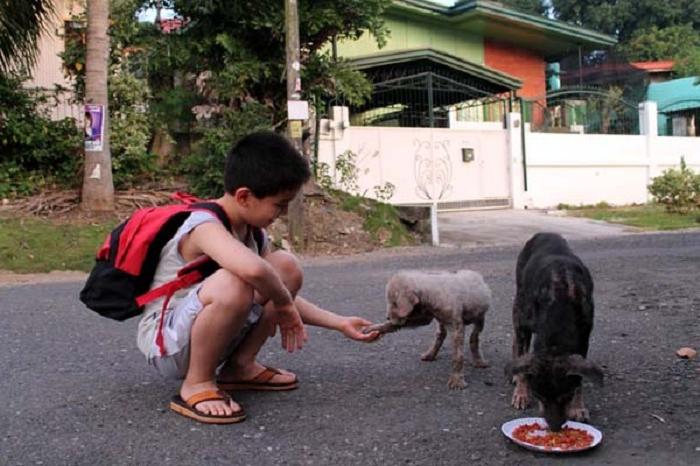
[81,0,114,212]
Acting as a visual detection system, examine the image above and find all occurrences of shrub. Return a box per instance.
[325,150,396,202]
[335,150,361,195]
[0,74,82,198]
[314,161,333,191]
[648,158,700,214]
[109,71,158,188]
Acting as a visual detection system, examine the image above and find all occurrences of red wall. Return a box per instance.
[484,39,546,98]
[484,39,546,125]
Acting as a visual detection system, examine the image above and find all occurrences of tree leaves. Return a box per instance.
[0,0,55,72]
[167,0,390,121]
[552,0,700,41]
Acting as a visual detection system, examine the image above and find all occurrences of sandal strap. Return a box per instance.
[185,389,230,408]
[251,366,282,383]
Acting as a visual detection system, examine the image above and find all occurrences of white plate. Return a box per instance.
[501,417,603,453]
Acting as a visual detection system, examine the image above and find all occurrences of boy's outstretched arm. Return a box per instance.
[186,222,307,352]
[294,296,380,342]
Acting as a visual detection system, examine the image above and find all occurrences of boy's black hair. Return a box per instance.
[224,131,311,198]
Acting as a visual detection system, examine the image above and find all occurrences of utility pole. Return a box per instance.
[285,0,306,249]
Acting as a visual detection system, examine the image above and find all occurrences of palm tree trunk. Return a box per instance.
[81,0,114,211]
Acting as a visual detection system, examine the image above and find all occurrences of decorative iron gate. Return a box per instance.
[522,87,640,135]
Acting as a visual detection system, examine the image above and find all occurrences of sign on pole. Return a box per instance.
[84,104,105,152]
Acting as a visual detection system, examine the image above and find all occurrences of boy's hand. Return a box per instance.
[274,302,307,352]
[339,317,381,342]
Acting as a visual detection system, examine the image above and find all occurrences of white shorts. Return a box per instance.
[147,284,263,380]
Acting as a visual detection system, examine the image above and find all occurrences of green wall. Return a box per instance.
[335,13,484,64]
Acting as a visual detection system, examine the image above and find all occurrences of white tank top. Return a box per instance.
[135,210,265,357]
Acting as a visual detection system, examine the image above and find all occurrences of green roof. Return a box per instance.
[350,48,522,90]
[392,0,617,58]
[647,77,700,113]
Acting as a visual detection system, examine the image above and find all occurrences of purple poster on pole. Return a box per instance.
[84,104,104,152]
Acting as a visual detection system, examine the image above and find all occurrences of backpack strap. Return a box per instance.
[190,202,232,232]
[135,256,216,307]
[133,203,229,309]
[252,227,266,254]
[170,191,201,204]
[191,201,265,253]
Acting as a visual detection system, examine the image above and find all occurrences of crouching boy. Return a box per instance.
[137,131,379,424]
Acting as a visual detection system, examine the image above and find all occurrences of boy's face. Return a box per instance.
[242,188,299,228]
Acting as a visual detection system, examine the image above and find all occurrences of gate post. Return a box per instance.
[639,101,659,201]
[507,112,529,209]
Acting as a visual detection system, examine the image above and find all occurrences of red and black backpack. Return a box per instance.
[80,194,264,321]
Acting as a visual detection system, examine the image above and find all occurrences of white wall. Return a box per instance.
[26,0,82,91]
[25,0,84,122]
[525,133,649,207]
[655,137,700,171]
[525,132,700,208]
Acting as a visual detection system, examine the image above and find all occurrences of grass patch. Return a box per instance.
[0,217,115,273]
[0,190,416,274]
[564,204,700,231]
[334,191,416,246]
[363,202,415,247]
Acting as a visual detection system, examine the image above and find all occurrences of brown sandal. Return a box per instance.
[218,366,298,391]
[169,389,246,424]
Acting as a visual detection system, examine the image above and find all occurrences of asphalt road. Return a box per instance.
[438,209,632,247]
[2,232,699,466]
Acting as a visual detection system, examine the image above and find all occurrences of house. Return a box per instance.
[26,0,82,91]
[317,1,631,211]
[647,77,700,136]
[24,0,84,121]
[335,0,616,127]
[632,61,675,84]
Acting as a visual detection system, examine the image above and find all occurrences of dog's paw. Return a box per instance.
[447,374,466,390]
[511,388,529,409]
[567,405,590,422]
[472,359,489,369]
[421,352,437,361]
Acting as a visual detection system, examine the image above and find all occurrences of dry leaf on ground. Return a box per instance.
[676,347,697,359]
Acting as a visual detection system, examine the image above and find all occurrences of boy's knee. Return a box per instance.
[266,250,303,295]
[199,269,254,311]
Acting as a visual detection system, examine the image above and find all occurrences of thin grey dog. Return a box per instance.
[365,270,491,389]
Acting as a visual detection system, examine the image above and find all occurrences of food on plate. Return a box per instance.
[512,422,594,450]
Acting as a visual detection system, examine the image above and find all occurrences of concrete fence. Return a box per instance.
[318,102,700,210]
[524,102,700,208]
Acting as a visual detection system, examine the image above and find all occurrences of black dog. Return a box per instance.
[507,233,603,431]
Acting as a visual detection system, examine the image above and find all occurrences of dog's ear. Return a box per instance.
[566,354,604,386]
[504,354,535,378]
[394,290,419,318]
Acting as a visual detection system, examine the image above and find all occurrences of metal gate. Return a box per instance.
[316,122,512,211]
[522,87,640,135]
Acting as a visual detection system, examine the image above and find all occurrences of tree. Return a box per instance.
[621,24,700,77]
[551,0,700,42]
[144,1,389,190]
[167,0,391,123]
[498,0,547,16]
[551,0,700,78]
[81,0,115,211]
[621,25,700,62]
[0,0,55,72]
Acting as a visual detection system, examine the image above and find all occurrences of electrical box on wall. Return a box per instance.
[462,148,475,163]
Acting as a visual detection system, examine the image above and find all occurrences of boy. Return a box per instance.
[137,131,380,424]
